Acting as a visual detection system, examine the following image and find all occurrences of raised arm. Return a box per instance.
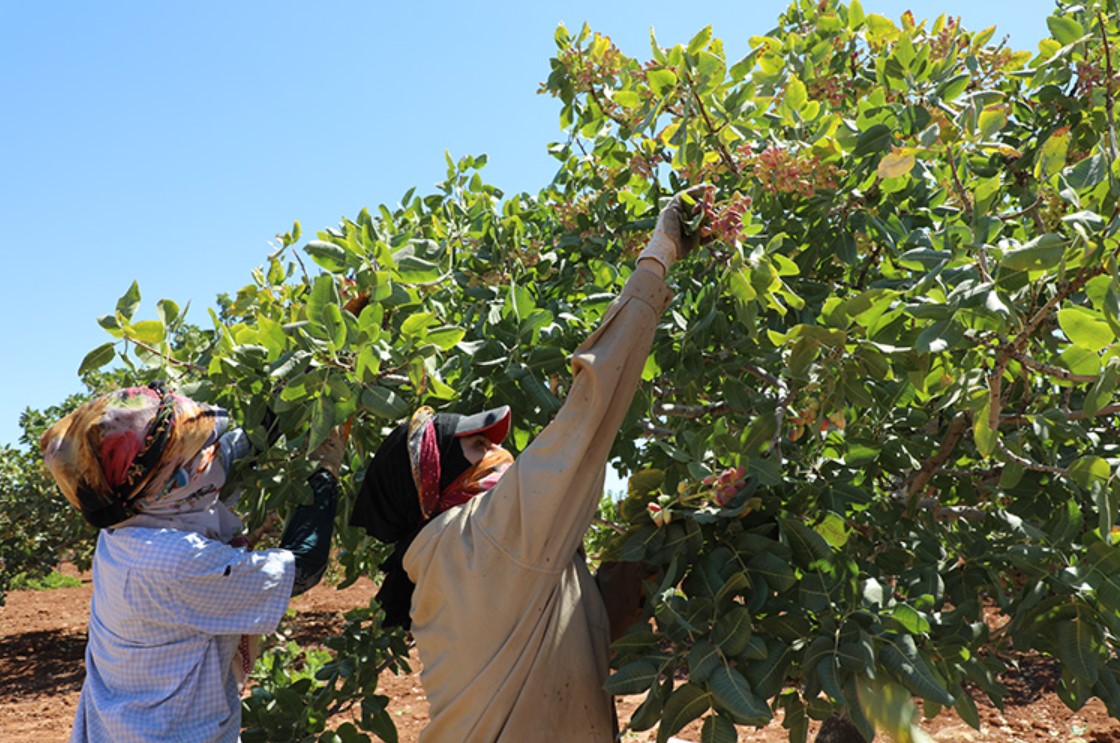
[470,190,701,569]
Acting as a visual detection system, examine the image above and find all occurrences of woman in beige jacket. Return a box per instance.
[351,190,699,742]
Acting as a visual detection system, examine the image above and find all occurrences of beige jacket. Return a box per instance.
[403,266,674,742]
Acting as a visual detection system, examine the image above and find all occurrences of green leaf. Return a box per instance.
[915,318,962,353]
[306,274,340,328]
[708,665,771,725]
[879,634,955,707]
[857,677,933,743]
[687,25,713,54]
[647,68,678,96]
[401,312,436,337]
[129,320,166,345]
[360,386,407,421]
[785,77,807,113]
[1034,127,1070,182]
[936,73,971,101]
[116,281,142,321]
[1059,306,1115,352]
[712,607,754,656]
[156,298,180,327]
[782,518,832,567]
[307,394,334,454]
[426,326,466,351]
[1065,153,1106,191]
[1070,456,1112,490]
[1085,361,1119,418]
[657,683,710,743]
[973,399,996,457]
[688,639,723,684]
[853,124,893,157]
[324,303,346,349]
[304,240,349,273]
[1001,233,1066,273]
[604,660,660,695]
[848,0,866,28]
[395,255,443,284]
[978,104,1008,139]
[748,551,796,592]
[700,714,738,743]
[1046,14,1085,46]
[887,603,931,635]
[816,512,850,548]
[79,342,116,375]
[1058,618,1099,685]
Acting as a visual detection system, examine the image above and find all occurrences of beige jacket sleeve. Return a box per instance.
[468,265,674,570]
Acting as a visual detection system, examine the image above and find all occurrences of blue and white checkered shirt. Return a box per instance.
[70,526,295,743]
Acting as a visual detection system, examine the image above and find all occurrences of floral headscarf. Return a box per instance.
[40,382,249,538]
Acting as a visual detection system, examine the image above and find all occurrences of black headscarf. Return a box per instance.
[350,414,472,629]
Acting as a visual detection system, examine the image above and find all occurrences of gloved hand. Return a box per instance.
[309,424,349,477]
[638,185,708,274]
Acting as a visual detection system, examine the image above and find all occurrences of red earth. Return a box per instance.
[2,565,1119,742]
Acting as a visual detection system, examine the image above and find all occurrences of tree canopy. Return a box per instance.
[30,0,1120,739]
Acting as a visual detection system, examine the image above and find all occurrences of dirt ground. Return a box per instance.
[2,566,1119,742]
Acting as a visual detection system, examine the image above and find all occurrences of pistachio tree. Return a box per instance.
[73,0,1120,740]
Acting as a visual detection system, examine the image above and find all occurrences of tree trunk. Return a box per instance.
[814,714,869,743]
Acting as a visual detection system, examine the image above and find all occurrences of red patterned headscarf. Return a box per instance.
[351,404,513,628]
[407,406,512,520]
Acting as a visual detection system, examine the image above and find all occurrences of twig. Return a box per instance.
[996,438,1069,477]
[905,412,969,499]
[656,401,731,418]
[593,517,627,535]
[586,85,636,131]
[129,339,206,373]
[1100,11,1119,160]
[743,363,783,390]
[917,497,987,522]
[689,85,738,172]
[639,420,675,438]
[998,196,1044,222]
[1013,353,1098,383]
[947,147,974,224]
[856,235,885,291]
[1000,402,1120,427]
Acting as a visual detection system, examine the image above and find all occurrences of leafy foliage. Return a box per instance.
[48,0,1120,739]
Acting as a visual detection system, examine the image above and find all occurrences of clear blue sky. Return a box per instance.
[0,0,1055,448]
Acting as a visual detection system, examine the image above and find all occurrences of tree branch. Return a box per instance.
[743,362,783,390]
[1100,11,1119,160]
[1000,402,1120,427]
[905,412,969,499]
[1013,353,1098,383]
[656,401,731,418]
[689,85,738,173]
[996,438,1069,477]
[947,147,974,224]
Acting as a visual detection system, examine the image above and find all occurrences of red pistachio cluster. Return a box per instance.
[739,145,841,197]
[699,189,753,246]
[806,76,854,108]
[647,494,673,527]
[1075,59,1117,101]
[702,466,748,507]
[555,34,625,90]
